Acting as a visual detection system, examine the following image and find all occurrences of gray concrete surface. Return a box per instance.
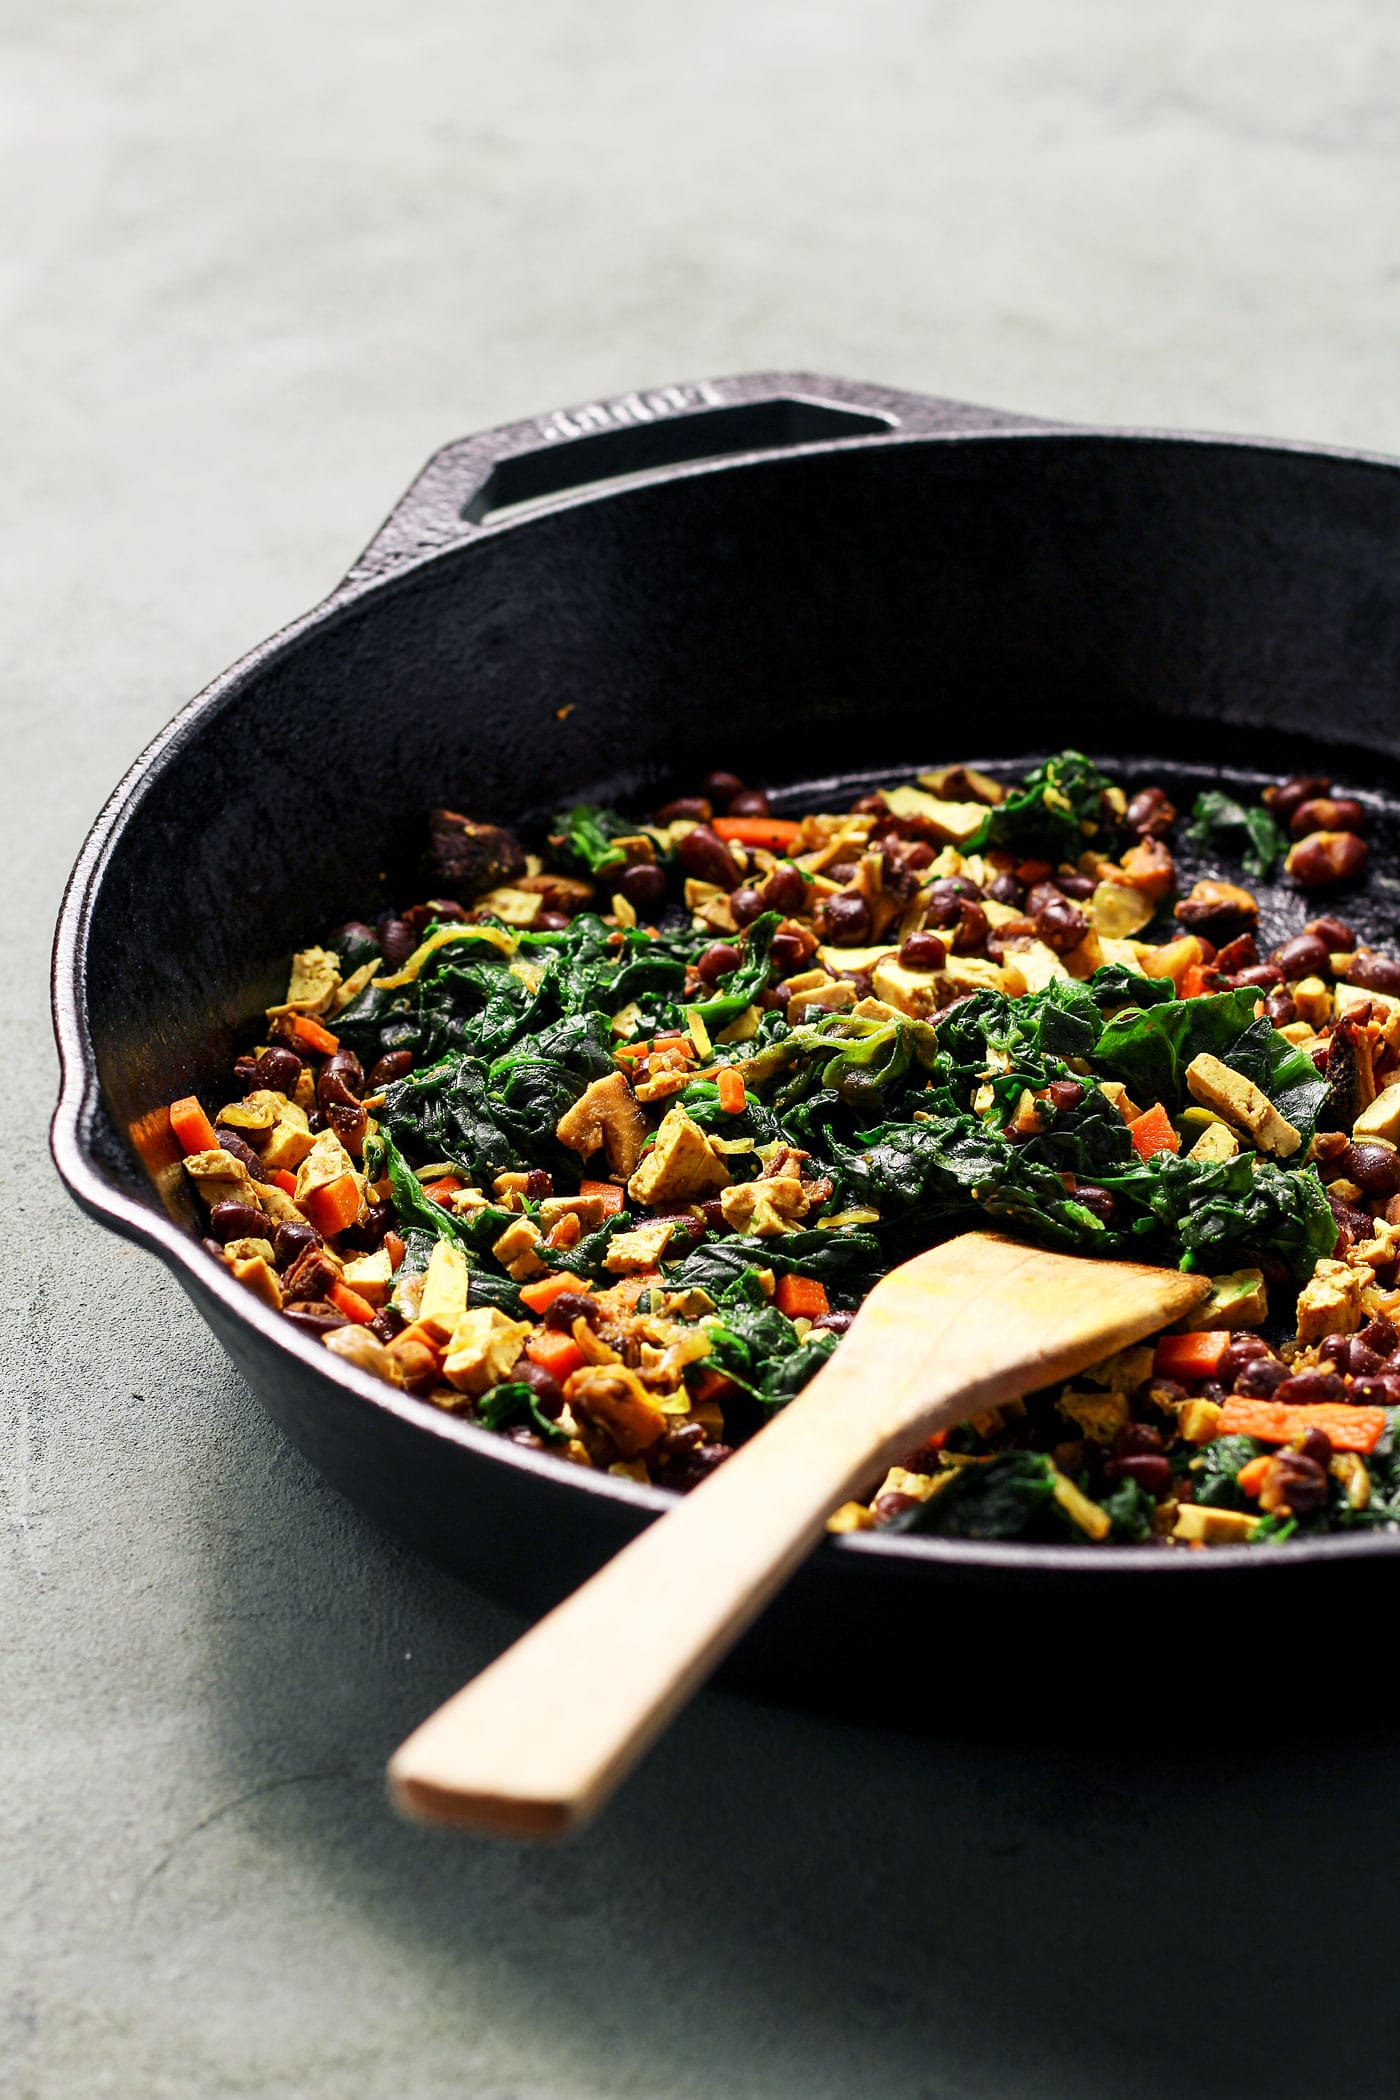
[8,2,1400,2094]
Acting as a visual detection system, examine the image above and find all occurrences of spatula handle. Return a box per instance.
[387,1356,920,1837]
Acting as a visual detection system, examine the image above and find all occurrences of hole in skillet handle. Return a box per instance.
[463,398,895,525]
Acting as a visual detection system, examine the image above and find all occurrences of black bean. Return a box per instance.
[326,1100,367,1153]
[761,864,808,917]
[339,1200,393,1254]
[986,872,1025,908]
[924,877,983,928]
[696,941,741,985]
[1104,1453,1172,1497]
[1036,896,1090,953]
[1046,1079,1085,1113]
[1056,871,1096,900]
[1075,1184,1117,1225]
[1348,952,1400,997]
[367,1048,415,1090]
[675,823,741,891]
[1218,1335,1270,1383]
[1110,1422,1163,1459]
[1214,934,1259,973]
[209,1200,274,1244]
[810,1310,855,1334]
[954,899,989,951]
[727,788,771,817]
[274,1219,321,1268]
[214,1128,264,1175]
[1307,914,1356,950]
[543,1290,602,1333]
[1272,931,1332,980]
[1287,831,1368,887]
[317,1046,365,1110]
[873,1491,920,1522]
[1340,1142,1400,1197]
[1360,1313,1398,1356]
[1261,1451,1329,1514]
[1265,989,1298,1029]
[1291,796,1366,838]
[369,1307,405,1344]
[768,931,808,976]
[702,771,746,809]
[824,892,873,945]
[1125,786,1176,838]
[729,885,764,927]
[1230,964,1284,992]
[511,1357,566,1417]
[525,1169,553,1201]
[618,861,668,915]
[253,1045,302,1093]
[377,915,416,969]
[1351,1375,1400,1406]
[1236,1355,1289,1397]
[1296,1426,1333,1469]
[1275,1369,1347,1407]
[655,796,713,825]
[903,842,936,872]
[1265,774,1331,826]
[282,1300,349,1337]
[898,930,947,972]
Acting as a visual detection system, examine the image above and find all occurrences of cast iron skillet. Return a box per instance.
[51,372,1400,1723]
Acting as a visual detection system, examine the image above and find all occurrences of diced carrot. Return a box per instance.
[390,1319,444,1358]
[301,1172,362,1237]
[519,1270,588,1314]
[775,1274,829,1320]
[1128,1102,1180,1160]
[1237,1455,1272,1498]
[717,1067,747,1114]
[1219,1397,1387,1455]
[1016,859,1054,885]
[383,1231,406,1272]
[1154,1330,1232,1380]
[579,1178,625,1216]
[1180,964,1216,1000]
[288,1013,340,1055]
[711,815,802,850]
[266,1167,298,1196]
[525,1328,587,1383]
[330,1281,377,1325]
[423,1174,464,1207]
[169,1095,218,1155]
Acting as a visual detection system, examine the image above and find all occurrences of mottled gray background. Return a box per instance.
[8,3,1400,2094]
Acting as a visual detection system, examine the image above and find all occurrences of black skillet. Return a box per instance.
[51,372,1400,1724]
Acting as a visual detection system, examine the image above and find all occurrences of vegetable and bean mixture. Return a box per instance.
[165,753,1400,1547]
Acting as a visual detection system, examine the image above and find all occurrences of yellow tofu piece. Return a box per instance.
[293,1127,358,1203]
[1177,1267,1268,1329]
[258,1096,315,1172]
[1056,1388,1130,1441]
[1292,976,1333,1028]
[999,939,1069,993]
[538,1193,609,1231]
[182,1147,259,1213]
[564,1363,668,1454]
[1177,1398,1224,1444]
[815,943,897,975]
[603,1220,675,1273]
[826,1501,876,1533]
[1172,1505,1260,1544]
[442,1306,533,1396]
[880,784,989,845]
[491,1217,548,1281]
[266,945,341,1018]
[322,1324,407,1385]
[1354,1084,1400,1146]
[229,1252,282,1310]
[1080,1343,1154,1392]
[627,1105,731,1206]
[1185,1053,1300,1158]
[719,1175,810,1236]
[1049,1467,1112,1541]
[1098,1079,1142,1125]
[1187,1119,1241,1163]
[418,1238,470,1341]
[1295,1257,1366,1342]
[340,1248,394,1307]
[223,1235,276,1265]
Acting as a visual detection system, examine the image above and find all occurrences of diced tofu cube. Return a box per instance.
[1292,977,1333,1027]
[491,1217,548,1281]
[1177,1398,1224,1444]
[340,1248,394,1307]
[719,1176,810,1236]
[1295,1257,1366,1342]
[259,1097,315,1172]
[293,1127,358,1202]
[183,1147,259,1213]
[1172,1505,1260,1544]
[627,1106,731,1206]
[1177,1267,1268,1329]
[603,1220,675,1273]
[229,1252,282,1310]
[1091,882,1154,938]
[880,785,988,844]
[563,1363,668,1454]
[1354,1085,1400,1145]
[418,1238,470,1340]
[1056,1389,1129,1442]
[1187,1119,1241,1163]
[442,1307,533,1396]
[1185,1053,1301,1158]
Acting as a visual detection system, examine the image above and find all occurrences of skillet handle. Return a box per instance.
[342,371,1057,587]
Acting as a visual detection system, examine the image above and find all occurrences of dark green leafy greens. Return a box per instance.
[1187,789,1286,881]
[975,751,1121,859]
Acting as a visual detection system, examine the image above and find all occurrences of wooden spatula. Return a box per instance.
[388,1231,1208,1836]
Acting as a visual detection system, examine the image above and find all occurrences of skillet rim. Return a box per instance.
[49,369,1400,1582]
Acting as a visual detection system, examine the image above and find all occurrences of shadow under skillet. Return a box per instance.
[177,1364,1400,2100]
